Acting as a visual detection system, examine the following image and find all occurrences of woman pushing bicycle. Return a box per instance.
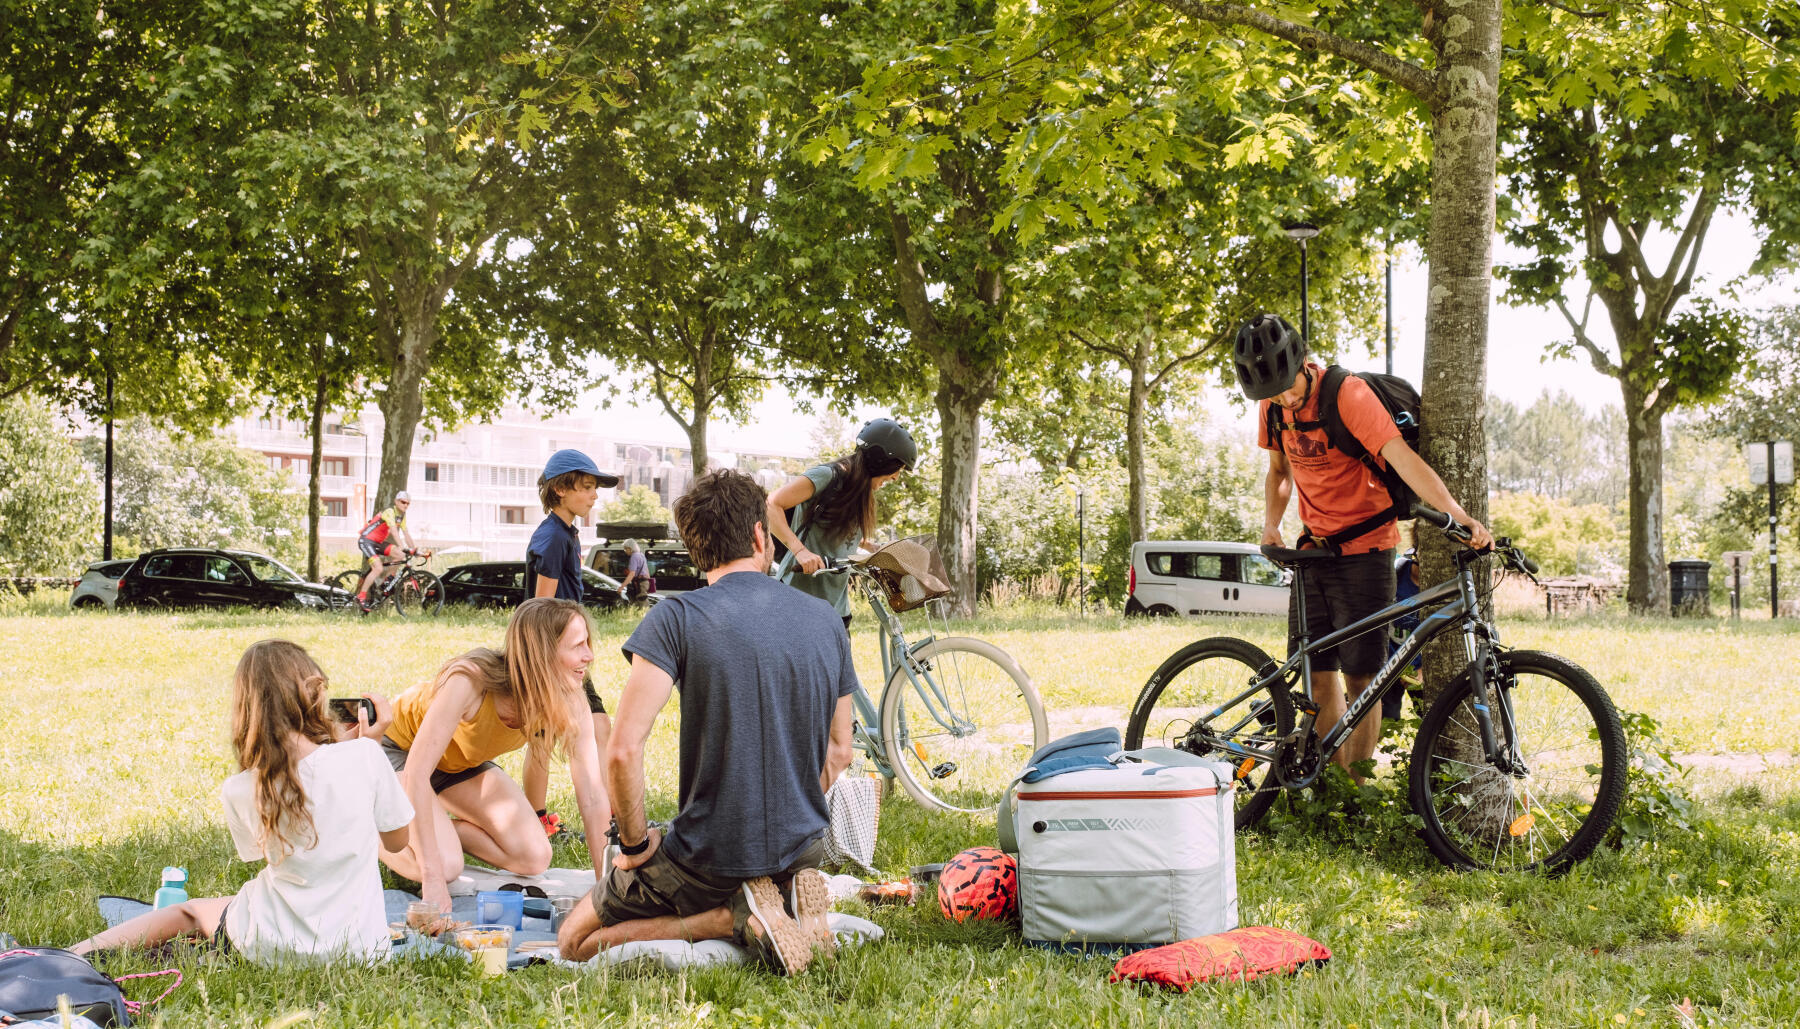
[377,597,611,914]
[767,418,918,628]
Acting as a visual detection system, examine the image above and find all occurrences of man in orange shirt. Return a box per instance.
[1235,313,1492,780]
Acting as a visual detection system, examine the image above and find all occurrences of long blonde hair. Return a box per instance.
[230,640,337,861]
[434,598,585,756]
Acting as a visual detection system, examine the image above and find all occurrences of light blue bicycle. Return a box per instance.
[776,537,1047,814]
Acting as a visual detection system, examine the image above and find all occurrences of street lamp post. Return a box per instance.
[1077,487,1086,618]
[1283,222,1320,344]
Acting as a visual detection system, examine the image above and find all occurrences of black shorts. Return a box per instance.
[591,836,826,944]
[1288,549,1396,676]
[381,737,498,793]
[582,674,606,715]
[358,539,398,561]
[209,900,236,956]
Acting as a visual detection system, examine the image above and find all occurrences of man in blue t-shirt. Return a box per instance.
[556,469,857,975]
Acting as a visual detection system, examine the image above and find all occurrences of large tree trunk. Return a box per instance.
[374,315,436,509]
[1126,332,1151,543]
[1416,0,1502,705]
[306,369,327,581]
[1623,384,1667,614]
[936,374,987,617]
[686,390,712,482]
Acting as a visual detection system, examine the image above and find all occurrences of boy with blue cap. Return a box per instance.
[523,448,621,839]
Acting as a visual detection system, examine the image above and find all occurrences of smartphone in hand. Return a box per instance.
[328,697,377,725]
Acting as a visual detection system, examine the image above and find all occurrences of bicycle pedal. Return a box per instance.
[1291,696,1320,716]
[928,761,958,780]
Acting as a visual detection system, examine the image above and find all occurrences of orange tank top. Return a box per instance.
[385,676,526,774]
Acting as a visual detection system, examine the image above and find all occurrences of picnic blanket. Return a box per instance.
[450,866,868,902]
[97,876,883,973]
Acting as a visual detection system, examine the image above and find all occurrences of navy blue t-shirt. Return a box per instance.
[524,514,584,603]
[622,570,858,877]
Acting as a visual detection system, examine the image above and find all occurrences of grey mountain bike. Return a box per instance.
[1125,508,1627,873]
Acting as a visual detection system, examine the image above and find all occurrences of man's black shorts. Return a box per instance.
[1288,548,1396,676]
[358,539,398,561]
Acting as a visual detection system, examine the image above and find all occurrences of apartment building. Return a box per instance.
[232,405,804,560]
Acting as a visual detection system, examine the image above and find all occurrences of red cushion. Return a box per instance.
[1110,927,1331,991]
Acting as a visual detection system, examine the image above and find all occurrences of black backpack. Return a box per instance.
[1265,365,1422,551]
[0,948,131,1026]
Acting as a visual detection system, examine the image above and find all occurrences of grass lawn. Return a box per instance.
[2,597,1798,1027]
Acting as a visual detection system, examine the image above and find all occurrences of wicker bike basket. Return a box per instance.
[863,536,952,612]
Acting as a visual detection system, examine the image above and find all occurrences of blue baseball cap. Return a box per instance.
[542,449,621,487]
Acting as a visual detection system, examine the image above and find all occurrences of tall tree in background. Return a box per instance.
[826,0,1492,670]
[99,0,630,508]
[504,2,891,481]
[1498,2,1800,613]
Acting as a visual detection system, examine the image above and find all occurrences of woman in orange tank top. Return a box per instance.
[378,597,612,914]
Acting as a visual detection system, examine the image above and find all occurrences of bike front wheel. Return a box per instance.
[1125,637,1294,831]
[878,637,1047,814]
[326,570,364,613]
[393,569,445,617]
[1409,650,1626,873]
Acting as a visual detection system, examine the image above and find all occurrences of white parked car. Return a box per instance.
[1124,541,1289,617]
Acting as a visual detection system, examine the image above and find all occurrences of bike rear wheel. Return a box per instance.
[394,569,444,617]
[878,637,1047,814]
[1409,650,1626,873]
[1125,637,1294,830]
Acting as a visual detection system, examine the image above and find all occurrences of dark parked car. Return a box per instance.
[587,542,705,595]
[116,548,341,611]
[69,559,136,610]
[438,562,637,611]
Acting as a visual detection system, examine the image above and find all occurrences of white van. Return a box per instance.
[1124,541,1289,617]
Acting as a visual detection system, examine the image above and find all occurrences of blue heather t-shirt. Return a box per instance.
[622,570,859,877]
[524,514,583,603]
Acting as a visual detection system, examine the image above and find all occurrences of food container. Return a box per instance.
[456,924,513,976]
[476,890,525,929]
[855,879,917,905]
[406,901,443,936]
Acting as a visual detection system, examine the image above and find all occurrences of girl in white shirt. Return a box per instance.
[72,640,413,964]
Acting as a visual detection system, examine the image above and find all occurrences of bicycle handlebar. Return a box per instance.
[1410,504,1538,577]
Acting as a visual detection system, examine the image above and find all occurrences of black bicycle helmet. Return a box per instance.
[856,417,917,474]
[1233,313,1307,401]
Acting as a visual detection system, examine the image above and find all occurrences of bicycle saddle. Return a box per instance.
[1259,544,1341,566]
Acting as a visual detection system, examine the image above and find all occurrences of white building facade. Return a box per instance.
[231,405,804,561]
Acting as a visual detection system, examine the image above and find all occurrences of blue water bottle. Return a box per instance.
[153,866,188,910]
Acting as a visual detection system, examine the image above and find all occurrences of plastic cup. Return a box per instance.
[457,924,512,976]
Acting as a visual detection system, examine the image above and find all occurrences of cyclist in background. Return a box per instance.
[356,491,423,613]
[766,418,917,630]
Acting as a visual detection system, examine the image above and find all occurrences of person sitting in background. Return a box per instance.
[618,539,649,600]
[70,640,412,964]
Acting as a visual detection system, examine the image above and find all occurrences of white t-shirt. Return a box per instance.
[220,737,413,964]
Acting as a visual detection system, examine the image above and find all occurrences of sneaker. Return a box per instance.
[740,877,811,975]
[787,868,836,959]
